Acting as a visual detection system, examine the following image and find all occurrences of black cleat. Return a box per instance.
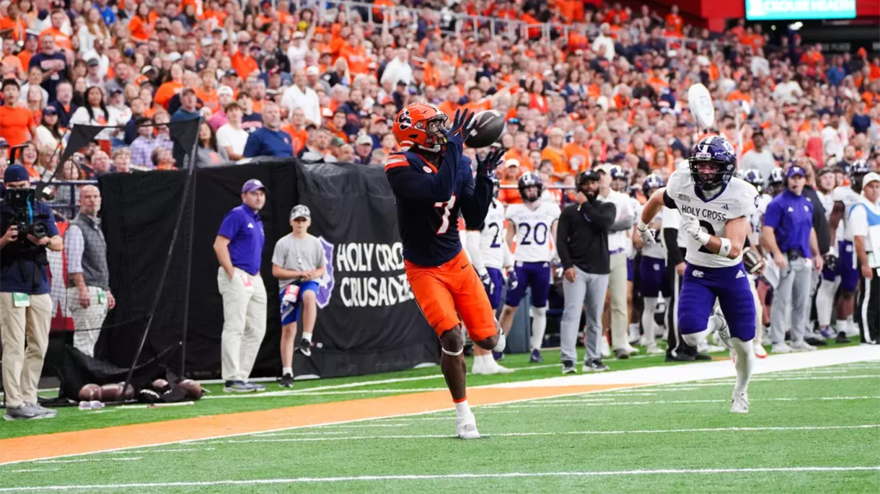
[694,353,712,361]
[279,374,294,388]
[835,332,850,344]
[666,351,695,362]
[298,338,312,357]
[804,337,827,346]
[561,360,577,374]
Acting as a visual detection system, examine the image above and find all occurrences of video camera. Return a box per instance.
[2,187,50,241]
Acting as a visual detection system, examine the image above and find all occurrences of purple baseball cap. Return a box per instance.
[242,179,267,194]
[787,166,806,178]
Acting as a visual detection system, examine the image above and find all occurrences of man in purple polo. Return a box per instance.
[213,179,268,393]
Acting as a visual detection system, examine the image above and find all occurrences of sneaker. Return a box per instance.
[561,360,577,374]
[623,343,639,356]
[279,374,294,388]
[245,382,266,392]
[600,338,611,358]
[730,391,749,414]
[28,403,57,419]
[771,343,792,354]
[665,351,696,362]
[804,336,827,346]
[754,345,768,359]
[583,359,610,372]
[455,413,480,439]
[835,331,851,344]
[811,329,828,342]
[614,348,630,360]
[297,338,312,357]
[492,350,505,361]
[529,349,543,363]
[645,342,664,355]
[3,405,37,420]
[628,324,641,345]
[790,340,817,352]
[491,362,514,374]
[223,380,252,393]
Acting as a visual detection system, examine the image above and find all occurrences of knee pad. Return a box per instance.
[530,306,547,319]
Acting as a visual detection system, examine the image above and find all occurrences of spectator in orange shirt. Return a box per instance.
[154,63,185,109]
[499,158,523,204]
[504,132,533,171]
[231,33,260,80]
[195,68,219,114]
[40,10,72,52]
[542,127,568,180]
[0,80,36,153]
[665,5,683,35]
[727,78,753,104]
[0,3,29,42]
[563,125,591,174]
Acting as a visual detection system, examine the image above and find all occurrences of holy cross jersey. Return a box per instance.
[748,193,772,247]
[833,186,862,241]
[640,205,666,259]
[506,201,560,263]
[385,149,492,267]
[480,198,506,269]
[663,169,758,269]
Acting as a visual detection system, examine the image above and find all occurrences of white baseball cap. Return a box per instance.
[863,172,880,188]
[504,158,520,168]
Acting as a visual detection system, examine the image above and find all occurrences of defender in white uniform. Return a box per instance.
[497,172,560,364]
[466,173,513,375]
[638,136,758,414]
[633,174,668,355]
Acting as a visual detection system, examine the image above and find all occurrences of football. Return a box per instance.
[78,383,102,402]
[465,110,506,148]
[178,379,203,401]
[101,383,123,402]
[118,382,135,400]
[152,378,169,393]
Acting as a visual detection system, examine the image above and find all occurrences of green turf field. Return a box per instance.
[1,356,877,493]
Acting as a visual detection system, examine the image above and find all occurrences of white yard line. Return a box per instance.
[107,448,216,454]
[493,396,880,408]
[2,465,877,491]
[33,458,142,464]
[209,424,880,443]
[4,469,60,474]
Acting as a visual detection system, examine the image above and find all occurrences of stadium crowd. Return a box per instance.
[0,0,878,380]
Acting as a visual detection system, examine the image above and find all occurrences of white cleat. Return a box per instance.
[455,413,480,439]
[623,343,639,356]
[645,342,665,355]
[600,338,612,358]
[790,340,817,352]
[771,343,792,354]
[730,391,749,414]
[492,362,514,374]
[754,344,768,359]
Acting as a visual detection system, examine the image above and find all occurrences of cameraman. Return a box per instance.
[0,165,63,420]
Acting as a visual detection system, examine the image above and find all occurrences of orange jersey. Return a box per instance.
[40,27,71,51]
[232,52,259,79]
[0,16,27,42]
[282,124,308,154]
[0,105,33,151]
[154,81,183,109]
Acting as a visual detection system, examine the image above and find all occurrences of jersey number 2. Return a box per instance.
[434,195,457,234]
[698,220,715,254]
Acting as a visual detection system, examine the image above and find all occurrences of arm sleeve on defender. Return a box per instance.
[465,230,486,273]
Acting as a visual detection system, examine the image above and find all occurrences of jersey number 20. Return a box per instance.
[519,222,548,245]
[434,195,457,234]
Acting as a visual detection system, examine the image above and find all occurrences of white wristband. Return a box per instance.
[695,230,710,246]
[718,237,732,257]
[637,220,649,232]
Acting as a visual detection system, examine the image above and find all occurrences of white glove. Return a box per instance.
[681,214,710,245]
[636,220,655,245]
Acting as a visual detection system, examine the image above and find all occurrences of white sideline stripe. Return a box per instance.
[209,424,880,443]
[107,448,216,454]
[255,431,351,436]
[496,396,880,407]
[202,365,561,400]
[3,466,877,491]
[5,469,60,473]
[34,458,142,464]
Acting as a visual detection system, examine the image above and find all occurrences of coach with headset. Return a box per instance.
[557,170,617,374]
[762,165,823,353]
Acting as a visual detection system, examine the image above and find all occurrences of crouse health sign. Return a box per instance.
[745,0,856,20]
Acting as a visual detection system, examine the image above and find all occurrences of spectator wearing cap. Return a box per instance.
[0,80,36,153]
[740,131,776,180]
[281,69,321,127]
[171,88,201,122]
[208,86,236,131]
[1,164,63,420]
[35,106,62,150]
[286,30,310,73]
[82,38,110,81]
[16,31,38,72]
[231,33,259,80]
[29,34,68,103]
[243,102,293,159]
[558,170,617,373]
[213,178,269,393]
[353,134,374,164]
[49,81,77,128]
[272,204,327,387]
[851,173,880,344]
[763,165,823,353]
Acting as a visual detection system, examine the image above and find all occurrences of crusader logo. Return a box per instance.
[316,236,335,308]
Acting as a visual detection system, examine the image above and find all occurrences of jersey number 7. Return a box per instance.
[434,195,457,234]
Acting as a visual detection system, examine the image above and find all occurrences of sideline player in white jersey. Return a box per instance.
[497,172,560,364]
[738,169,770,358]
[828,160,872,343]
[814,167,840,339]
[638,136,759,414]
[466,172,514,375]
[632,174,669,355]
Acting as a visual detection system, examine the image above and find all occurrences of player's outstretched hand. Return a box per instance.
[476,147,505,177]
[636,220,655,246]
[446,109,475,140]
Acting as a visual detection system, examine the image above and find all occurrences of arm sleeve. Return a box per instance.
[555,210,572,269]
[385,145,460,203]
[460,173,493,230]
[579,201,615,230]
[65,225,84,274]
[465,230,485,273]
[664,228,684,266]
[763,200,782,229]
[662,190,678,209]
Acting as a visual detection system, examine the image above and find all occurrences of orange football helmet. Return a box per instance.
[392,103,448,153]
